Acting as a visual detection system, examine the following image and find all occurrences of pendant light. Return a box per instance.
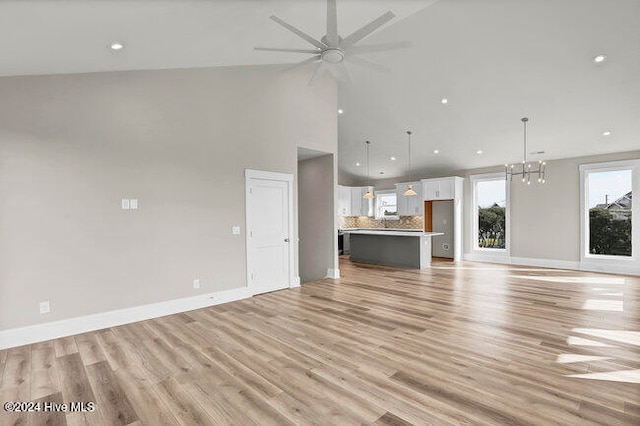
[363,140,375,199]
[505,117,547,185]
[403,130,417,196]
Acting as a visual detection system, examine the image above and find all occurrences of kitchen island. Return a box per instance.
[343,229,444,269]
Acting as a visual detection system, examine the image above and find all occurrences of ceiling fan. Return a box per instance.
[255,0,408,84]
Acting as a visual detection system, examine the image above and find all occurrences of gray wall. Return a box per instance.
[462,150,640,261]
[298,154,335,283]
[0,65,337,330]
[432,200,454,258]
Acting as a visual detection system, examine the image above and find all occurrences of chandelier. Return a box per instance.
[505,117,546,185]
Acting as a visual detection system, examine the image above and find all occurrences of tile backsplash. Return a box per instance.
[339,216,424,230]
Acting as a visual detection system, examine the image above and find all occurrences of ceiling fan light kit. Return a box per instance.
[505,117,547,185]
[255,0,409,84]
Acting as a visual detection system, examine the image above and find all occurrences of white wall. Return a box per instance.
[462,150,640,268]
[0,65,337,331]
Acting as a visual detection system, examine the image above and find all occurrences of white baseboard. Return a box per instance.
[579,261,640,276]
[0,286,252,350]
[291,276,301,288]
[510,256,581,270]
[464,252,510,264]
[464,253,638,275]
[326,268,340,279]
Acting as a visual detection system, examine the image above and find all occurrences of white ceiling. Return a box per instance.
[0,0,638,181]
[0,0,435,76]
[338,0,640,181]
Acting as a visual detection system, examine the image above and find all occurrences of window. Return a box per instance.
[375,191,398,219]
[471,174,508,251]
[581,160,637,262]
[588,170,632,256]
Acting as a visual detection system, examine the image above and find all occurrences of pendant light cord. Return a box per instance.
[407,131,412,182]
[365,140,371,187]
[522,117,528,164]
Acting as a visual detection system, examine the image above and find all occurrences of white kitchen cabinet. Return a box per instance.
[350,186,373,217]
[395,181,423,216]
[422,177,456,200]
[337,185,351,216]
[337,185,373,217]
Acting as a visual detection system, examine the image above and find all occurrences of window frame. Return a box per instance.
[374,189,399,220]
[579,159,639,267]
[470,172,510,255]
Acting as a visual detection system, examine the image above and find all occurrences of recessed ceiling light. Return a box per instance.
[390,156,396,161]
[476,150,483,155]
[110,42,124,51]
[356,162,360,166]
[338,109,344,114]
[602,130,612,136]
[433,149,439,154]
[441,98,448,104]
[593,54,607,63]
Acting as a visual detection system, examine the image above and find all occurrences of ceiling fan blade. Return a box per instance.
[338,62,354,84]
[270,15,327,49]
[327,62,353,84]
[345,56,390,73]
[340,11,396,48]
[308,62,329,85]
[281,55,322,73]
[326,65,342,81]
[347,41,411,55]
[255,47,321,54]
[326,0,339,47]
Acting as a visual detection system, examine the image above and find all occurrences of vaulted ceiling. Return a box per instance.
[337,0,640,181]
[1,0,638,181]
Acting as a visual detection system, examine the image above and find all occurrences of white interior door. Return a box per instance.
[246,170,293,295]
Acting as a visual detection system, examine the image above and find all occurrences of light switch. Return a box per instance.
[121,199,130,210]
[130,199,138,209]
[232,226,241,235]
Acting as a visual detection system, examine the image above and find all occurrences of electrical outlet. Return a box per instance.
[443,244,450,250]
[130,199,138,210]
[232,226,241,235]
[39,301,50,314]
[193,279,200,289]
[121,199,130,210]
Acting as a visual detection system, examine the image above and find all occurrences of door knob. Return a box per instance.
[284,238,290,242]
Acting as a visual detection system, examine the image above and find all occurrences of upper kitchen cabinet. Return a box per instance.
[422,177,462,200]
[395,181,423,216]
[350,186,374,217]
[337,185,373,217]
[337,185,352,216]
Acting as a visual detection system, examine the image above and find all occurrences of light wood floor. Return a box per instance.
[1,258,639,425]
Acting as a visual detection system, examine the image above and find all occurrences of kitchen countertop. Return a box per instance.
[343,229,443,237]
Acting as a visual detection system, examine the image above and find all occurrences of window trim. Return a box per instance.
[374,189,399,220]
[579,159,638,266]
[470,172,510,255]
